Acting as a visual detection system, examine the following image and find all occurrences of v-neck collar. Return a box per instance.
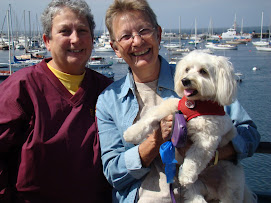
[41,58,89,107]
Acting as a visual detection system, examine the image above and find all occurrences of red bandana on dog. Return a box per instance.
[178,97,225,121]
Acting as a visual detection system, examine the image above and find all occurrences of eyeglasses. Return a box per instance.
[115,27,155,45]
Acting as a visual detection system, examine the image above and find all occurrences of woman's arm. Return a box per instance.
[225,99,261,160]
[96,98,149,191]
[96,95,173,190]
[0,81,29,199]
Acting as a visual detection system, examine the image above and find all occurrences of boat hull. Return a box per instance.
[256,46,271,51]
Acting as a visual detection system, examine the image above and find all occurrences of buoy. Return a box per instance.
[252,67,257,71]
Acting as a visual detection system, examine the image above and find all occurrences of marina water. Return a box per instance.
[0,39,270,194]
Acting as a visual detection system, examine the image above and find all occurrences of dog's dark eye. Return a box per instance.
[199,69,208,75]
[185,67,190,72]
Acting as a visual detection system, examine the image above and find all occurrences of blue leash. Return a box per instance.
[160,141,177,203]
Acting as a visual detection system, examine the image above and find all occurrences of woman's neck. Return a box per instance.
[133,58,161,83]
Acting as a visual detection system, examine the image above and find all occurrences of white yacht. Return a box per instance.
[221,28,252,40]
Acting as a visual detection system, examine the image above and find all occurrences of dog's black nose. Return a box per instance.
[182,78,191,86]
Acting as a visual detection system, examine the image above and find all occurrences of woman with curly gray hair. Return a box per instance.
[0,0,112,202]
[41,0,96,39]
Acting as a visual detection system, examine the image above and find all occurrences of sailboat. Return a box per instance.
[170,16,192,55]
[206,17,220,42]
[188,18,202,46]
[0,9,13,79]
[256,46,271,51]
[163,30,181,49]
[94,21,114,52]
[163,18,182,50]
[252,12,269,47]
[256,21,271,51]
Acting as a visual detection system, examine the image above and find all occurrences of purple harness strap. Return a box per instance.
[170,183,176,203]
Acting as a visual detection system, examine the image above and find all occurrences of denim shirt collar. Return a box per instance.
[119,68,135,99]
[119,55,175,99]
[158,55,175,91]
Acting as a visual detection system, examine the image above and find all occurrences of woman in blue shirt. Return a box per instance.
[96,0,260,202]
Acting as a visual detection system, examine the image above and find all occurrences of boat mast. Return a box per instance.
[9,4,15,57]
[240,18,244,36]
[210,17,213,36]
[28,11,31,51]
[269,17,271,45]
[233,14,237,30]
[207,17,213,41]
[179,16,181,47]
[194,18,197,48]
[24,10,27,53]
[260,12,263,41]
[7,9,11,75]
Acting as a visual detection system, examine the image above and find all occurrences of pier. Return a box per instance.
[254,142,271,203]
[252,32,270,38]
[255,142,271,153]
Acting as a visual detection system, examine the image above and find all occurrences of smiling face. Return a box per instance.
[111,11,162,82]
[43,7,93,75]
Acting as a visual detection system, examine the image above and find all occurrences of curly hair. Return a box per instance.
[41,0,95,39]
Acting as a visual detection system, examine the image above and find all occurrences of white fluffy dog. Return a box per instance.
[123,51,256,203]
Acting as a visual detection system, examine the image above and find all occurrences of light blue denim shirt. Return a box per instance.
[96,56,260,203]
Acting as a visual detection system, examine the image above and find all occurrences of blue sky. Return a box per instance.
[1,0,270,32]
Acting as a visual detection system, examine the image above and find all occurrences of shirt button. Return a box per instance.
[159,87,163,91]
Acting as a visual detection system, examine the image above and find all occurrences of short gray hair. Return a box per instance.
[41,0,95,38]
[105,0,158,41]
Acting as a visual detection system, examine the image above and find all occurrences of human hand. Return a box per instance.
[138,115,173,167]
[217,142,236,161]
[159,114,174,142]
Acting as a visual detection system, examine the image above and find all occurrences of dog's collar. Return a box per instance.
[178,97,225,121]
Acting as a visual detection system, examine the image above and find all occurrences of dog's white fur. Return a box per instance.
[123,51,256,203]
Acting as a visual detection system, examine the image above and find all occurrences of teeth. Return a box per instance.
[133,49,149,56]
[70,50,81,53]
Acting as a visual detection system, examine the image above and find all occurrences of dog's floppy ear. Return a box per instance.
[216,56,237,106]
[174,60,185,97]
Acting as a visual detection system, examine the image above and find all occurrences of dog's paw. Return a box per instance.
[123,124,141,143]
[184,195,207,203]
[123,130,132,142]
[123,122,152,144]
